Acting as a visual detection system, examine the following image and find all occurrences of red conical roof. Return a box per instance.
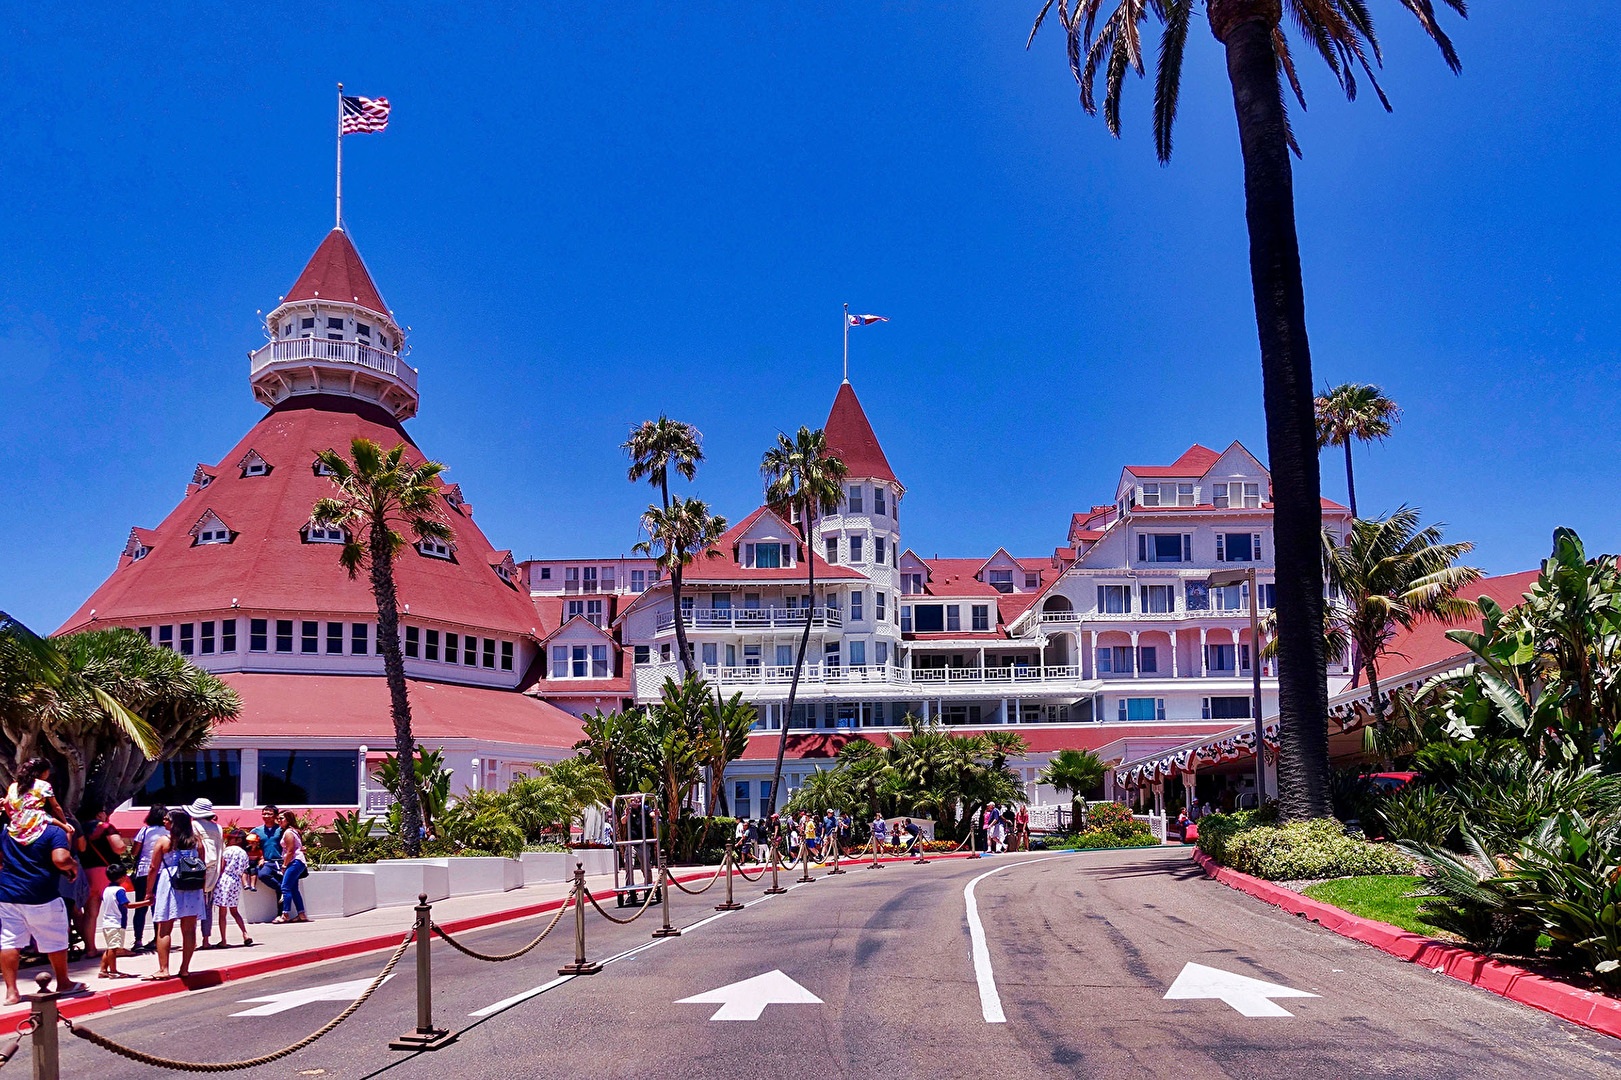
[824,382,897,484]
[282,229,389,316]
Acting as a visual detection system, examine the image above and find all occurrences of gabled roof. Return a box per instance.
[682,506,863,583]
[539,614,614,646]
[824,383,897,485]
[281,229,389,316]
[122,528,158,560]
[1125,444,1223,478]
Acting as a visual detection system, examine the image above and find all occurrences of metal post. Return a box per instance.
[868,828,884,870]
[652,853,680,937]
[715,845,743,911]
[796,841,816,884]
[968,813,981,859]
[390,895,456,1051]
[558,863,602,975]
[28,973,58,1080]
[764,840,787,894]
[827,834,845,875]
[915,829,930,864]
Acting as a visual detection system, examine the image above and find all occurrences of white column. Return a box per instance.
[240,748,259,808]
[1170,631,1179,678]
[1182,772,1197,814]
[1000,697,1008,725]
[1015,697,1022,723]
[1198,626,1207,677]
[1130,631,1141,678]
[1090,631,1099,681]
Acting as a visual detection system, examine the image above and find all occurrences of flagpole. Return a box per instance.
[842,303,849,384]
[335,83,344,230]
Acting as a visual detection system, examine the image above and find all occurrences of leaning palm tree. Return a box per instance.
[1030,0,1466,821]
[313,438,452,856]
[1038,747,1106,828]
[760,426,849,816]
[1326,507,1481,743]
[633,497,729,676]
[1316,383,1400,518]
[624,418,705,676]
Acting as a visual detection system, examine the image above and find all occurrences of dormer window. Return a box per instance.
[190,464,215,489]
[988,569,1013,594]
[419,538,452,559]
[190,510,233,546]
[281,321,292,338]
[131,544,149,560]
[312,458,336,477]
[306,523,344,544]
[238,449,271,478]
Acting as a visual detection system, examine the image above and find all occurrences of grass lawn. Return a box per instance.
[1301,875,1452,939]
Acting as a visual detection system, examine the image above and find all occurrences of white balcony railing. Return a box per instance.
[654,607,843,633]
[1039,609,1256,623]
[637,660,1091,694]
[250,338,419,392]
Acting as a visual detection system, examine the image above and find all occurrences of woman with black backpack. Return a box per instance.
[142,809,207,980]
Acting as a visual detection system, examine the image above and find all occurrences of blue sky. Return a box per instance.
[2,3,1616,631]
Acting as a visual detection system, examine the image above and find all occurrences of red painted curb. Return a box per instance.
[1190,849,1621,1041]
[10,852,978,1024]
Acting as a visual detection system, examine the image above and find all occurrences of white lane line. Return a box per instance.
[469,974,575,1017]
[965,855,1090,1024]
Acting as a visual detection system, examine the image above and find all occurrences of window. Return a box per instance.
[661,643,671,662]
[300,316,315,333]
[295,621,315,654]
[482,638,496,669]
[464,635,477,665]
[582,566,598,592]
[734,781,751,821]
[275,620,293,653]
[567,600,585,621]
[988,569,1013,594]
[1139,533,1191,563]
[138,626,152,643]
[327,317,345,339]
[404,626,419,658]
[200,621,215,655]
[1178,483,1195,506]
[913,604,944,632]
[1097,585,1131,614]
[1205,643,1236,671]
[600,567,615,591]
[725,644,737,668]
[849,641,866,666]
[540,567,552,581]
[701,642,718,667]
[825,537,838,565]
[1213,582,1246,611]
[134,749,241,808]
[775,644,794,666]
[1141,584,1176,613]
[250,619,268,652]
[900,605,912,633]
[1118,697,1164,721]
[876,641,890,665]
[258,749,358,806]
[1141,484,1162,507]
[847,535,862,563]
[356,322,371,339]
[444,632,459,664]
[588,644,605,676]
[966,604,987,632]
[848,486,863,513]
[1185,581,1210,611]
[850,591,864,622]
[1260,583,1276,609]
[631,569,646,591]
[634,644,651,665]
[327,622,344,654]
[174,623,192,655]
[243,462,268,478]
[743,644,761,669]
[1217,533,1259,562]
[1215,482,1262,509]
[1213,483,1230,509]
[946,605,961,632]
[1203,696,1251,720]
[875,592,886,622]
[419,538,452,560]
[586,600,604,628]
[552,645,569,676]
[351,623,369,655]
[1025,573,1039,588]
[306,524,343,543]
[1099,646,1133,674]
[874,488,886,516]
[824,640,840,669]
[312,459,336,476]
[873,536,886,565]
[1243,483,1262,508]
[1138,646,1158,673]
[197,522,231,544]
[503,641,516,671]
[426,628,440,661]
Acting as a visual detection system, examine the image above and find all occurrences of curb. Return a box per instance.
[14,851,978,1024]
[1190,850,1621,1041]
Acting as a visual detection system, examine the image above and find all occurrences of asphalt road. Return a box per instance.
[51,847,1621,1079]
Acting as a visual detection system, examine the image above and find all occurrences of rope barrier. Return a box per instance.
[64,929,416,1073]
[734,855,767,882]
[431,896,572,962]
[584,878,662,924]
[669,851,731,895]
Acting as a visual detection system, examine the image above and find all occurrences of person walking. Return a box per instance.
[96,863,149,979]
[273,811,308,923]
[250,805,285,894]
[143,809,208,981]
[128,804,169,952]
[189,799,224,947]
[78,798,127,952]
[211,830,253,947]
[0,812,85,1003]
[1015,803,1030,851]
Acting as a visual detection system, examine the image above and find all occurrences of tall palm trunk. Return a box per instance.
[1342,440,1359,519]
[660,475,697,678]
[1361,649,1391,767]
[368,522,424,855]
[1213,1,1331,820]
[767,513,817,815]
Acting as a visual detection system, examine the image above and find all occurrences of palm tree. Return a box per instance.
[633,497,729,676]
[1316,383,1400,518]
[1326,507,1481,744]
[1038,748,1106,829]
[624,418,705,675]
[1029,0,1465,821]
[313,438,452,855]
[760,426,849,816]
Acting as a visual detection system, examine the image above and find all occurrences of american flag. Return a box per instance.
[341,96,390,134]
[847,313,887,327]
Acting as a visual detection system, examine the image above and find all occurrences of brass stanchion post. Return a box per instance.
[915,831,930,864]
[796,841,816,883]
[828,834,845,875]
[391,894,457,1051]
[869,831,884,869]
[558,863,603,975]
[764,841,787,894]
[715,845,743,911]
[28,973,59,1080]
[652,852,680,937]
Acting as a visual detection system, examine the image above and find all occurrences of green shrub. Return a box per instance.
[1375,783,1459,846]
[439,800,525,857]
[1503,813,1621,986]
[1221,819,1413,880]
[1194,806,1277,864]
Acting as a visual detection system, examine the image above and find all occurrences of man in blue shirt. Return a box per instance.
[0,821,86,1004]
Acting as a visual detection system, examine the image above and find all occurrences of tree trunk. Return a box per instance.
[670,567,696,678]
[370,527,424,855]
[1343,440,1358,520]
[768,511,817,820]
[1213,2,1332,821]
[1363,652,1389,768]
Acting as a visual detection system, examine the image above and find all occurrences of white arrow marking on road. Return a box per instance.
[231,975,395,1017]
[1163,963,1317,1017]
[676,970,822,1021]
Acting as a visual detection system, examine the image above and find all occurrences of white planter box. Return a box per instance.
[519,852,570,884]
[409,857,522,897]
[239,881,281,924]
[571,848,614,877]
[302,869,377,919]
[331,860,451,907]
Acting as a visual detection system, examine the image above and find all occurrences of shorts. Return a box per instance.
[0,900,71,954]
[100,926,127,951]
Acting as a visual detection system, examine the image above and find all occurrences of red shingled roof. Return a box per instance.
[824,383,897,484]
[58,395,540,638]
[1126,444,1223,478]
[217,672,582,748]
[1368,570,1541,686]
[681,507,864,583]
[282,229,389,316]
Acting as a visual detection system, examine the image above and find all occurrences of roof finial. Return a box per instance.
[335,83,344,231]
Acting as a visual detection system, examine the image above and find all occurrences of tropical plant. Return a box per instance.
[837,737,897,822]
[643,675,710,858]
[1029,0,1467,823]
[1372,782,1458,846]
[374,744,453,842]
[699,691,756,818]
[760,426,849,818]
[503,757,614,841]
[0,619,228,815]
[1325,508,1481,748]
[575,707,659,798]
[1509,813,1621,986]
[439,788,526,857]
[312,438,452,856]
[1396,821,1542,955]
[1038,748,1106,826]
[329,810,379,858]
[632,497,728,676]
[1220,817,1413,881]
[1315,383,1400,519]
[623,417,706,674]
[784,766,856,817]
